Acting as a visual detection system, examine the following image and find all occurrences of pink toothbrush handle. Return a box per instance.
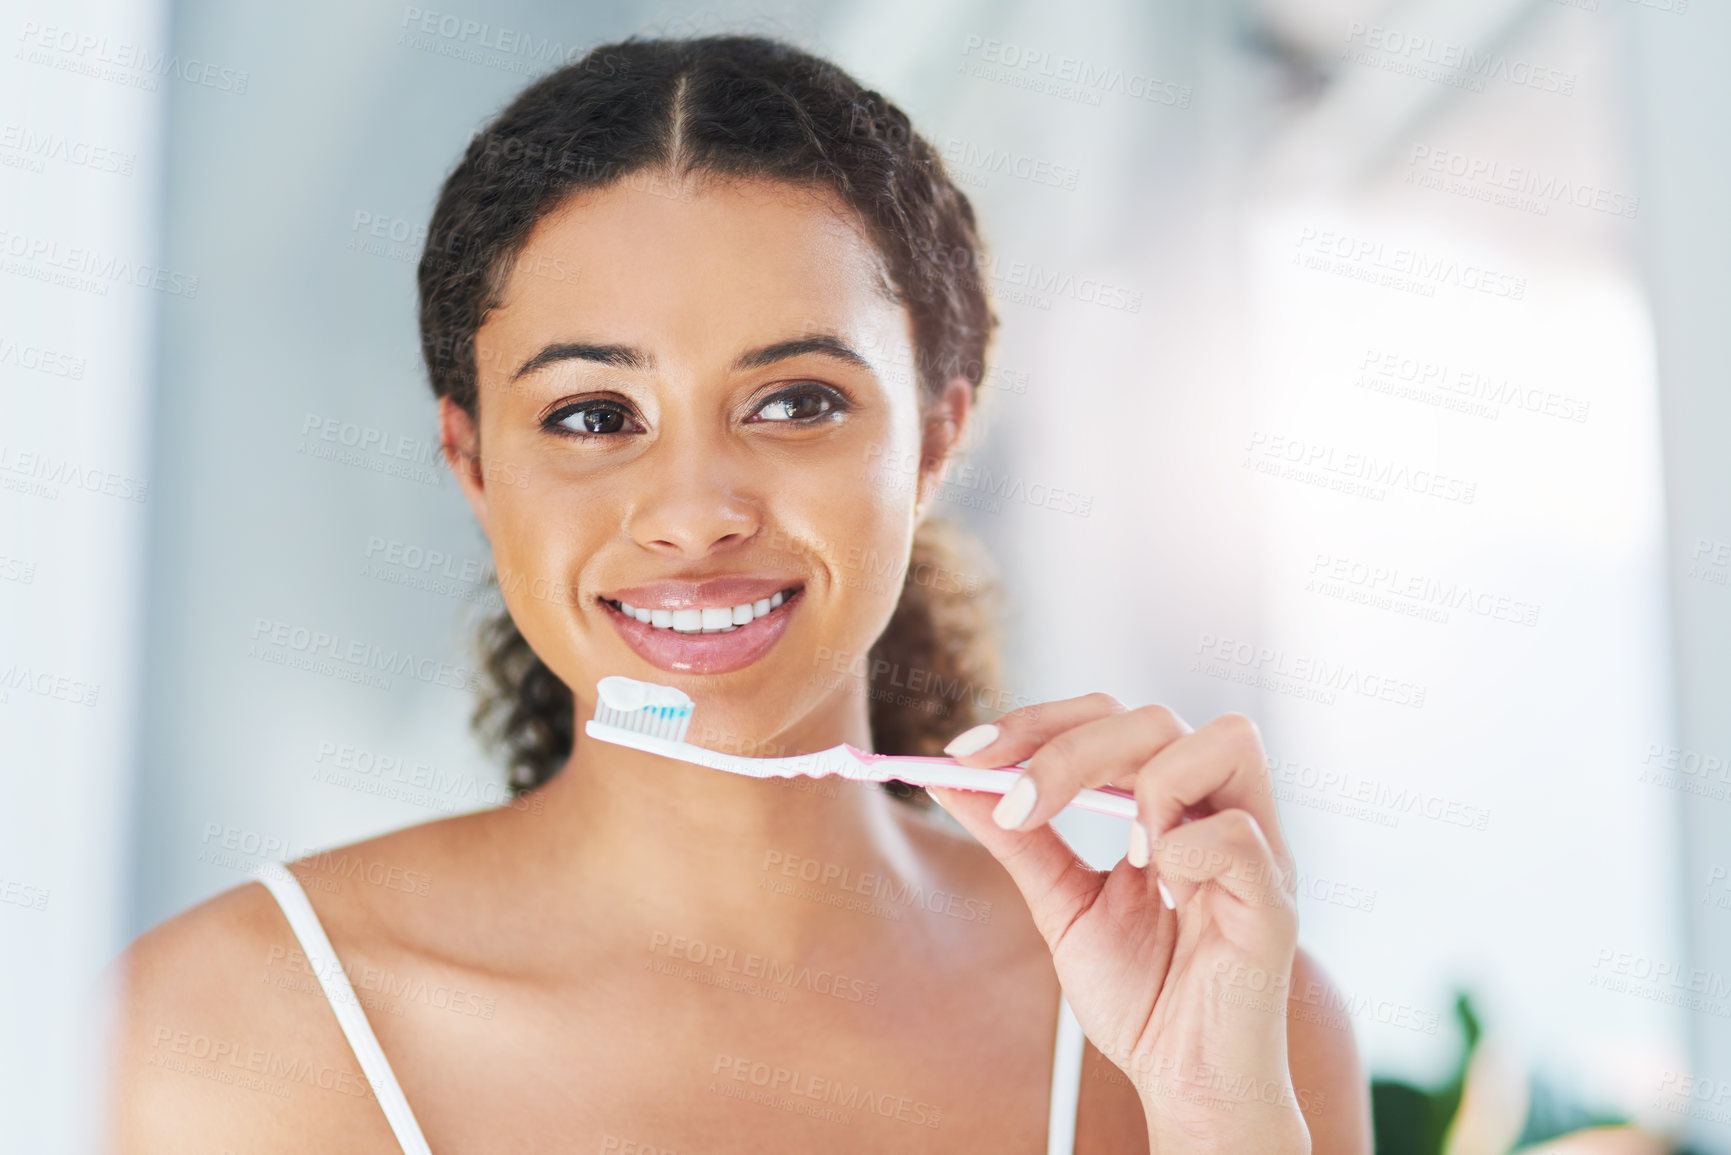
[848,748,1139,820]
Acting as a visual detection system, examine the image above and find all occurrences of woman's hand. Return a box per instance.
[928,694,1311,1154]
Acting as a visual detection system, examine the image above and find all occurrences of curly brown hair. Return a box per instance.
[416,35,1005,799]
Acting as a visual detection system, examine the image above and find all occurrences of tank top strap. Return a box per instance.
[259,861,1083,1153]
[1047,990,1085,1155]
[254,862,432,1155]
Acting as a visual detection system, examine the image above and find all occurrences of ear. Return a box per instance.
[914,376,973,522]
[439,395,491,536]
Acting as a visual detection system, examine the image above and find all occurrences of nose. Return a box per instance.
[623,440,763,557]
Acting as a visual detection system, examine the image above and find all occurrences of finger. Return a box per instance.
[1153,808,1295,944]
[997,703,1192,832]
[941,691,1129,770]
[939,693,1135,835]
[1133,713,1292,876]
[926,785,1103,949]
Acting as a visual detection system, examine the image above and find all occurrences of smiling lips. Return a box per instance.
[610,588,791,633]
[599,576,805,675]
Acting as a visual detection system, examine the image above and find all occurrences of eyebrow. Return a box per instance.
[510,333,874,382]
[732,335,872,373]
[511,342,651,380]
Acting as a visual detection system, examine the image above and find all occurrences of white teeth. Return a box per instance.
[616,588,797,633]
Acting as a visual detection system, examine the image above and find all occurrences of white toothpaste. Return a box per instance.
[596,675,694,713]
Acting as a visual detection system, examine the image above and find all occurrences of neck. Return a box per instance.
[495,680,944,959]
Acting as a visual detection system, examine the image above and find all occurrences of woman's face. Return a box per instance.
[446,174,968,752]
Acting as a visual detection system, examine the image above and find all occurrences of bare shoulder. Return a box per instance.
[1286,946,1374,1155]
[898,804,1155,1152]
[103,825,457,1153]
[895,801,1049,959]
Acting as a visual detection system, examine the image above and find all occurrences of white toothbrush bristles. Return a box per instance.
[592,676,696,743]
[593,699,694,743]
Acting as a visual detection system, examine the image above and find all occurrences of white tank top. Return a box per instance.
[255,862,1087,1154]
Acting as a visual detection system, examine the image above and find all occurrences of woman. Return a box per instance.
[110,35,1370,1153]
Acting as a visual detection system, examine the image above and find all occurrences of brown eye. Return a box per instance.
[750,385,847,423]
[544,400,639,437]
[571,407,624,434]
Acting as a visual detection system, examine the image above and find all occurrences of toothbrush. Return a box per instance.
[583,675,1139,820]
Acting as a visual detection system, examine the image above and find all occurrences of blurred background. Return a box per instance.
[4,0,1728,1150]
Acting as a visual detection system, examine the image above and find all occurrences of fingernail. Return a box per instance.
[1127,821,1150,868]
[992,774,1037,829]
[1157,878,1176,910]
[944,723,1000,758]
[927,789,950,814]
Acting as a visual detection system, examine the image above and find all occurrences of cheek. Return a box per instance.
[482,471,611,623]
[480,481,607,699]
[775,437,921,637]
